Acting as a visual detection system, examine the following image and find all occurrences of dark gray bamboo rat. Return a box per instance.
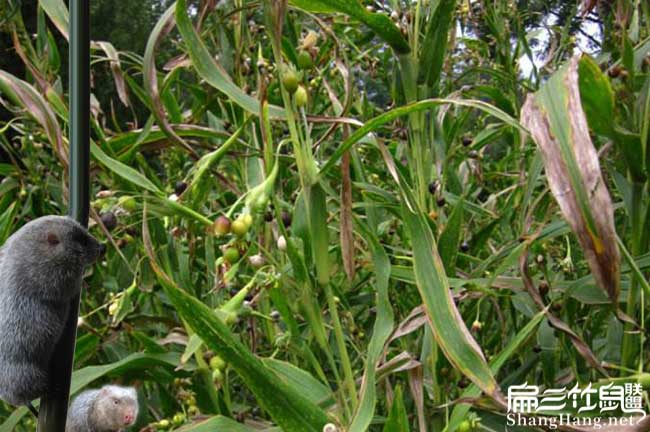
[0,215,104,407]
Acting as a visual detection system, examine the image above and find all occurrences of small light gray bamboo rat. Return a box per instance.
[0,215,104,407]
[66,385,139,432]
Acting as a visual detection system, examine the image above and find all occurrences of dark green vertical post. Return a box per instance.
[37,0,90,430]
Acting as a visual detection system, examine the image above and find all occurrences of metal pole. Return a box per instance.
[37,0,90,430]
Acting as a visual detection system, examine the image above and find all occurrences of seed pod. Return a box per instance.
[248,254,265,268]
[458,420,472,432]
[608,65,622,78]
[460,241,470,252]
[209,355,226,371]
[468,150,479,159]
[174,181,188,195]
[436,197,446,207]
[213,215,231,236]
[223,247,241,264]
[297,50,313,69]
[118,196,137,212]
[281,211,292,227]
[212,368,223,384]
[295,85,308,107]
[270,310,281,321]
[100,211,118,231]
[281,66,299,93]
[172,413,186,426]
[231,219,249,236]
[428,180,439,195]
[462,135,473,147]
[277,235,287,251]
[471,320,482,332]
[538,280,549,297]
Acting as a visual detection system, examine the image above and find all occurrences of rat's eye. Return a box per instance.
[47,233,60,245]
[113,399,120,405]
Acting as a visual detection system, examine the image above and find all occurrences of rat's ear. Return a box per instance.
[46,232,60,245]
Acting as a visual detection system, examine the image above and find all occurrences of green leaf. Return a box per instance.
[39,0,69,40]
[176,415,259,432]
[143,217,330,432]
[348,223,394,432]
[382,386,409,432]
[319,98,525,177]
[290,0,410,54]
[578,54,615,138]
[143,3,197,157]
[90,142,163,195]
[402,204,503,403]
[0,70,65,161]
[438,198,464,276]
[418,0,456,90]
[445,312,545,432]
[176,0,285,118]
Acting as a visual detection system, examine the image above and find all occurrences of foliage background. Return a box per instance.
[0,0,649,431]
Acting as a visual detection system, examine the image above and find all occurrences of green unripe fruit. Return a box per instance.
[295,85,308,107]
[212,368,223,383]
[210,355,226,371]
[242,213,253,228]
[158,419,171,429]
[223,247,240,264]
[457,420,472,432]
[119,196,137,212]
[281,67,299,93]
[172,413,186,426]
[231,219,248,236]
[213,215,231,236]
[297,50,313,69]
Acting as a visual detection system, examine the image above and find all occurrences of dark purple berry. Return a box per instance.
[281,211,292,228]
[175,181,188,195]
[100,211,118,231]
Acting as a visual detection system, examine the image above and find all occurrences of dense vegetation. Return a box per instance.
[0,0,649,431]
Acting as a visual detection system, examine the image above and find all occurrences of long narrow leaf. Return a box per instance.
[142,210,330,431]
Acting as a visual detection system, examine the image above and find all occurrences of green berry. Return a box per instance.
[210,355,226,371]
[212,368,223,384]
[172,413,186,426]
[231,219,249,236]
[295,85,308,107]
[297,50,313,69]
[457,420,472,432]
[223,247,240,264]
[281,67,299,93]
[118,196,137,212]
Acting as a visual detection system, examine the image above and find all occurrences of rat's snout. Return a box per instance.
[123,412,135,425]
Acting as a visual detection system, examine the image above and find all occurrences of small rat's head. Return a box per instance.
[95,385,139,429]
[14,215,105,268]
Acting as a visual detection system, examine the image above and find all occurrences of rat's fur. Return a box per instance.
[66,385,138,432]
[0,216,103,406]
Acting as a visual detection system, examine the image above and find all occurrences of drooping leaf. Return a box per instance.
[521,55,622,312]
[143,2,197,157]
